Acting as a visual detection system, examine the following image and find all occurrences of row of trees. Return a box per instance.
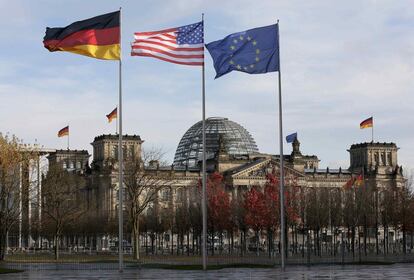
[0,134,38,260]
[6,168,414,261]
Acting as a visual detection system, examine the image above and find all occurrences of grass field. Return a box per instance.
[0,267,24,274]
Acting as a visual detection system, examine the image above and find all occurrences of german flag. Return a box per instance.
[343,177,355,190]
[43,11,120,60]
[360,117,373,129]
[58,126,69,137]
[106,107,117,123]
[354,174,364,187]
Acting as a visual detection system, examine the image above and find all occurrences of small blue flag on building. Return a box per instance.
[286,132,297,143]
[205,24,279,78]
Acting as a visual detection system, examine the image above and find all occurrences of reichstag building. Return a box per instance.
[46,116,405,219]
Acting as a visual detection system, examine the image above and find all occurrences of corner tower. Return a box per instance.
[348,142,398,174]
[91,134,143,171]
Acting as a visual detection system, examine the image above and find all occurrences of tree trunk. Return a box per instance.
[170,230,173,255]
[177,233,180,255]
[0,230,6,261]
[301,229,305,258]
[231,232,234,255]
[145,232,148,255]
[240,231,243,256]
[132,216,140,260]
[358,227,361,263]
[151,233,155,254]
[211,232,215,256]
[54,235,60,260]
[403,225,407,255]
[364,224,367,256]
[375,223,379,255]
[267,230,271,258]
[351,227,355,259]
[192,231,195,255]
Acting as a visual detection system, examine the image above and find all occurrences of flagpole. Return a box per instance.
[67,125,70,150]
[371,115,374,143]
[201,13,208,271]
[117,7,124,273]
[276,20,286,271]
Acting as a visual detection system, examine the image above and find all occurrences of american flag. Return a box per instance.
[131,22,204,66]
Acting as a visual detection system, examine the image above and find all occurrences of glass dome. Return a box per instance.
[173,117,259,167]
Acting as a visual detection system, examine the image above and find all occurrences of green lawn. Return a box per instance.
[0,267,23,274]
[137,263,275,270]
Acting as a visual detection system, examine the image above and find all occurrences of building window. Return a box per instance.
[112,145,118,158]
[381,153,386,166]
[387,153,392,166]
[161,189,171,201]
[177,188,185,202]
[76,161,81,169]
[69,161,74,169]
[62,162,67,169]
[129,145,134,158]
[123,145,127,158]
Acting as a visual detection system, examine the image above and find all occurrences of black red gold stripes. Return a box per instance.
[58,126,69,137]
[360,117,373,129]
[106,108,117,123]
[43,11,120,60]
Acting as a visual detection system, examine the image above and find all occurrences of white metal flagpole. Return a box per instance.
[276,20,286,271]
[371,115,374,143]
[67,125,70,150]
[116,110,118,135]
[117,7,124,273]
[201,13,208,271]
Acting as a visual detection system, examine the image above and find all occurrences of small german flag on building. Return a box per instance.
[360,117,373,129]
[43,11,120,60]
[106,107,117,123]
[58,126,69,137]
[354,174,364,187]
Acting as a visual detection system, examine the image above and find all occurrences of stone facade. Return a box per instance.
[46,133,406,220]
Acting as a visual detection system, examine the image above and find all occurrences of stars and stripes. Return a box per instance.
[131,22,204,66]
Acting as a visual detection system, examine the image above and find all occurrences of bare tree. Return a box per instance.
[0,134,37,260]
[41,164,86,260]
[123,147,173,261]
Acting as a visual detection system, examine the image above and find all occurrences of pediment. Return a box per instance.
[230,158,305,179]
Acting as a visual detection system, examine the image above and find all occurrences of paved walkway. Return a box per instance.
[1,264,414,279]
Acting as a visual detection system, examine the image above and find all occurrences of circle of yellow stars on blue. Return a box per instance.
[228,34,260,71]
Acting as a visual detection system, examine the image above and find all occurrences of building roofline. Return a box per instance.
[349,142,397,149]
[93,134,143,142]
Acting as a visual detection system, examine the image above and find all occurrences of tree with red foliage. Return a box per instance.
[244,171,300,256]
[204,172,231,255]
[244,186,266,255]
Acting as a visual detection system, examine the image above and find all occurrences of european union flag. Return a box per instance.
[206,24,279,78]
[286,132,297,143]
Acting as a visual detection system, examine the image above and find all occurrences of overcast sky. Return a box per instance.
[0,0,413,171]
